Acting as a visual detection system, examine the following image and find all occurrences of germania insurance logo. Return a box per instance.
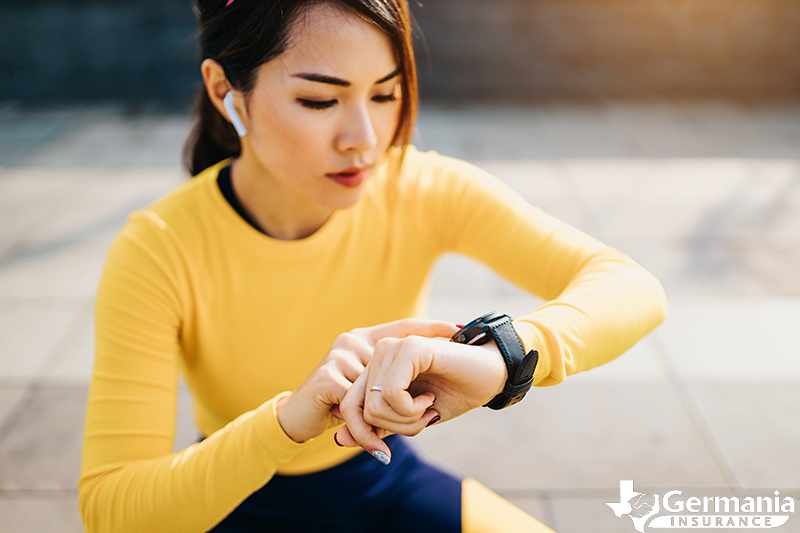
[606,480,795,531]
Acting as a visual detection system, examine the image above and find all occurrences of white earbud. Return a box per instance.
[223,90,248,137]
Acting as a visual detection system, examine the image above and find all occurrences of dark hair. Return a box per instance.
[183,0,418,176]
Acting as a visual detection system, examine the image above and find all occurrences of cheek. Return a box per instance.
[382,102,402,142]
[251,102,331,166]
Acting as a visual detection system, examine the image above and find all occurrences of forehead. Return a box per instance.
[276,3,397,80]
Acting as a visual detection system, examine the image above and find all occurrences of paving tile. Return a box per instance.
[39,307,94,383]
[688,382,800,489]
[0,301,82,379]
[550,495,638,533]
[17,122,191,168]
[608,238,766,297]
[0,385,87,491]
[0,386,27,428]
[657,297,800,381]
[0,136,47,168]
[0,497,83,533]
[564,336,666,384]
[417,102,800,160]
[0,238,112,299]
[472,160,592,230]
[173,378,200,453]
[502,496,557,530]
[561,158,800,244]
[428,294,547,327]
[0,188,56,249]
[0,107,76,138]
[563,159,755,241]
[428,253,543,299]
[734,241,800,296]
[413,380,729,492]
[0,167,184,243]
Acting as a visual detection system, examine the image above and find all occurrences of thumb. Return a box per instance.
[365,318,458,345]
[337,370,393,465]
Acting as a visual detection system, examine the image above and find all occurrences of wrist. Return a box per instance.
[276,393,307,443]
[478,341,508,398]
[451,311,539,410]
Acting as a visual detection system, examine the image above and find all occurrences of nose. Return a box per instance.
[335,103,378,155]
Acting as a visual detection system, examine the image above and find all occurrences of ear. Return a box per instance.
[201,59,246,126]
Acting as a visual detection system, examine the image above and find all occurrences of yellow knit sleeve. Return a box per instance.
[78,213,307,533]
[409,151,668,386]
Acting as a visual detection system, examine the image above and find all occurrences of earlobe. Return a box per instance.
[223,91,249,137]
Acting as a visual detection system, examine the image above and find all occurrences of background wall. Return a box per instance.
[1,0,798,101]
[411,0,800,100]
[0,0,198,100]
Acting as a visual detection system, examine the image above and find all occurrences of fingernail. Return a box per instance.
[426,415,441,427]
[372,450,391,465]
[333,433,342,447]
[456,324,465,328]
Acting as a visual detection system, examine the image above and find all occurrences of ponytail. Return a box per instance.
[182,84,240,176]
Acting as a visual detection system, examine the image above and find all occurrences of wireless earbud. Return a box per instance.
[223,90,248,137]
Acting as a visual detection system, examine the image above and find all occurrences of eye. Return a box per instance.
[372,93,397,103]
[297,98,336,110]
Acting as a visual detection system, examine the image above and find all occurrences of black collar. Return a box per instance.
[217,165,268,235]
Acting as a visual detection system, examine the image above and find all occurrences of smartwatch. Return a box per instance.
[450,311,538,410]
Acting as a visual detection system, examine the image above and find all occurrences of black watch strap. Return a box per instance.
[451,311,539,410]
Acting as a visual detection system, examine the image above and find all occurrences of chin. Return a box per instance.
[325,187,366,211]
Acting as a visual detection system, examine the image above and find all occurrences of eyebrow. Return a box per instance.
[292,67,401,87]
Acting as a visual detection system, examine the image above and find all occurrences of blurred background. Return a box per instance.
[0,0,798,531]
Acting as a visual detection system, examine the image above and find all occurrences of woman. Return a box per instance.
[78,1,667,532]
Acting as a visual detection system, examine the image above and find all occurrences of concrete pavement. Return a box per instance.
[1,98,798,532]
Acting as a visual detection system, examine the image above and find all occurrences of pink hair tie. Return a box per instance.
[226,0,234,5]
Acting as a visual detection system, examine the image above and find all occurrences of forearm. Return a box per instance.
[514,247,668,386]
[79,393,306,533]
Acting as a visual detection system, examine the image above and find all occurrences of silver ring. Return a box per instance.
[370,385,383,392]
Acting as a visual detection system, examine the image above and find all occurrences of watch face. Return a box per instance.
[451,311,506,345]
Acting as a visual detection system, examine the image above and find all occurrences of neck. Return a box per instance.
[230,155,334,241]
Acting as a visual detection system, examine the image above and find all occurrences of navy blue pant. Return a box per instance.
[209,435,463,532]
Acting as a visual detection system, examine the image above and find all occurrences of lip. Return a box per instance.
[326,166,370,188]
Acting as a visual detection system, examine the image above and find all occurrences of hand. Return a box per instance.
[335,335,508,460]
[275,319,459,443]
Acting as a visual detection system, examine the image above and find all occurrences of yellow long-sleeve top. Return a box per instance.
[79,146,667,532]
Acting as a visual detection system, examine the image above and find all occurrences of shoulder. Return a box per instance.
[390,146,529,212]
[133,161,224,232]
[120,160,227,248]
[101,160,229,288]
[393,145,493,185]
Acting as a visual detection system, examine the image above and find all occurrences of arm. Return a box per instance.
[336,151,667,451]
[79,214,458,532]
[79,215,307,533]
[411,153,668,386]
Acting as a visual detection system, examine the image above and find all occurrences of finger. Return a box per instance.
[365,398,433,425]
[360,407,441,437]
[338,371,392,464]
[320,366,356,408]
[327,349,365,383]
[333,332,375,366]
[335,423,395,447]
[365,339,420,419]
[334,424,358,447]
[377,338,436,418]
[361,318,459,346]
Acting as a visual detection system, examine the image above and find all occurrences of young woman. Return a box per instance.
[78,1,667,532]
